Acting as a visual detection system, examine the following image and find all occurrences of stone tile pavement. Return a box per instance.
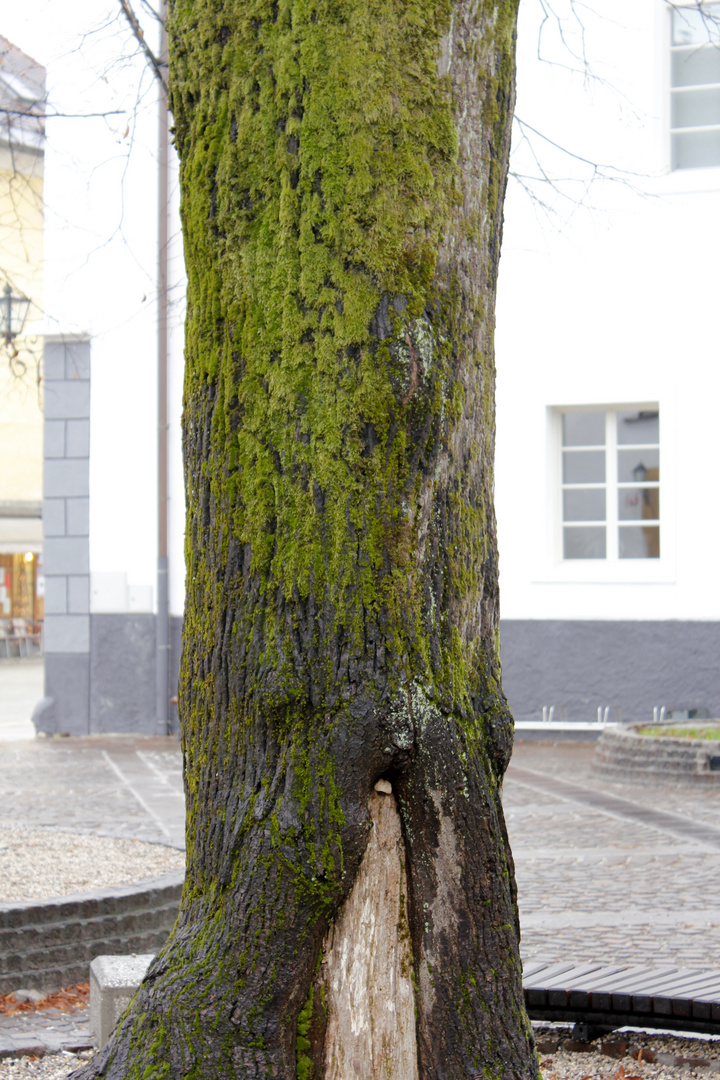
[506,739,720,968]
[0,1008,92,1059]
[0,738,185,850]
[1,732,720,1053]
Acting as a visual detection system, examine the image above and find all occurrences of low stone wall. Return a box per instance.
[0,871,183,995]
[595,725,720,784]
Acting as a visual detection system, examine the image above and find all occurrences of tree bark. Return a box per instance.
[73,1,537,1077]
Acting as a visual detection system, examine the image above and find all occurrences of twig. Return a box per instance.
[118,0,167,93]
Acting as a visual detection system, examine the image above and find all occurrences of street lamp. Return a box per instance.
[0,283,31,353]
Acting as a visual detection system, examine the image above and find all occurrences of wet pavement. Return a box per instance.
[0,659,42,742]
[1,731,719,1054]
[507,739,720,968]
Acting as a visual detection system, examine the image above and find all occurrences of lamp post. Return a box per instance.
[0,283,31,357]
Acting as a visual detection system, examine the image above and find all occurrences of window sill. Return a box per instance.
[532,558,676,586]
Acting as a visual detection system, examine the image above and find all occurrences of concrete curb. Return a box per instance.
[0,870,184,995]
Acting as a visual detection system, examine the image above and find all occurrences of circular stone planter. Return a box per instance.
[594,723,720,785]
[0,870,183,996]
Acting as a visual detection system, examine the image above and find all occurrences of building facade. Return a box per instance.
[0,36,45,651]
[495,0,720,724]
[21,4,186,734]
[11,0,720,734]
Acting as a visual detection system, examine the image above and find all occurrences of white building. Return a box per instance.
[1,5,187,734]
[495,0,720,724]
[5,0,718,733]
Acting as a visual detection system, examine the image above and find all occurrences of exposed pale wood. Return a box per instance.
[318,787,418,1080]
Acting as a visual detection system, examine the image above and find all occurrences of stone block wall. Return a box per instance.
[41,338,91,733]
[0,872,182,995]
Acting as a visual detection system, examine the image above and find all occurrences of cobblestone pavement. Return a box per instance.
[1,733,719,1054]
[506,738,720,968]
[0,1009,91,1058]
[0,738,185,850]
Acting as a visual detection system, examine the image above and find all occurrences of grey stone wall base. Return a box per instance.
[90,615,156,733]
[40,655,89,735]
[500,620,720,726]
[0,871,183,996]
[90,953,154,1047]
[41,615,176,735]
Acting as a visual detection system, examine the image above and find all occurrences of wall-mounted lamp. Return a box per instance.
[0,283,31,356]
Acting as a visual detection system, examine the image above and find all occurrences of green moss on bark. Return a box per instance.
[72,2,536,1078]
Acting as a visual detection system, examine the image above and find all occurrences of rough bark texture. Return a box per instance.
[71,1,537,1078]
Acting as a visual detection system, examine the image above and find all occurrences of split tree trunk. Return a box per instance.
[74,1,537,1077]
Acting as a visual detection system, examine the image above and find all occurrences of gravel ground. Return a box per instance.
[2,1029,720,1080]
[535,1026,720,1080]
[0,827,185,902]
[0,1050,91,1080]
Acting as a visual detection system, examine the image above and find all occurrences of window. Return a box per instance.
[671,3,720,169]
[561,408,660,561]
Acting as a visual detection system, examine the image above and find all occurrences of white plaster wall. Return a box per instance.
[495,0,720,623]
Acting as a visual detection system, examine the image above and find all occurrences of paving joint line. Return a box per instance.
[506,765,720,851]
[135,750,184,795]
[100,750,171,840]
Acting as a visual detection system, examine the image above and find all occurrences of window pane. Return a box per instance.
[619,526,660,559]
[562,411,605,447]
[671,45,720,88]
[672,86,720,128]
[672,127,720,168]
[564,527,606,559]
[564,488,606,521]
[618,448,659,483]
[672,5,720,48]
[563,450,606,483]
[616,409,659,445]
[618,487,660,521]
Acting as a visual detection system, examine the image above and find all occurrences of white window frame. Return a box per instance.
[534,401,676,586]
[561,409,660,562]
[669,1,720,171]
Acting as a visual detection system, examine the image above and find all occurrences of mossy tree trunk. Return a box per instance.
[74,1,537,1077]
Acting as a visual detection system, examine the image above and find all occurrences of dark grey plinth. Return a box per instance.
[500,619,720,726]
[90,616,156,733]
[37,654,90,735]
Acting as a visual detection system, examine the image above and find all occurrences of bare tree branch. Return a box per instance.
[118,0,167,93]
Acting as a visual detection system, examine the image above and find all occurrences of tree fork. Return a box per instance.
[71,0,538,1077]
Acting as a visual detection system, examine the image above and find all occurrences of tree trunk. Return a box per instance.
[73,1,537,1077]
